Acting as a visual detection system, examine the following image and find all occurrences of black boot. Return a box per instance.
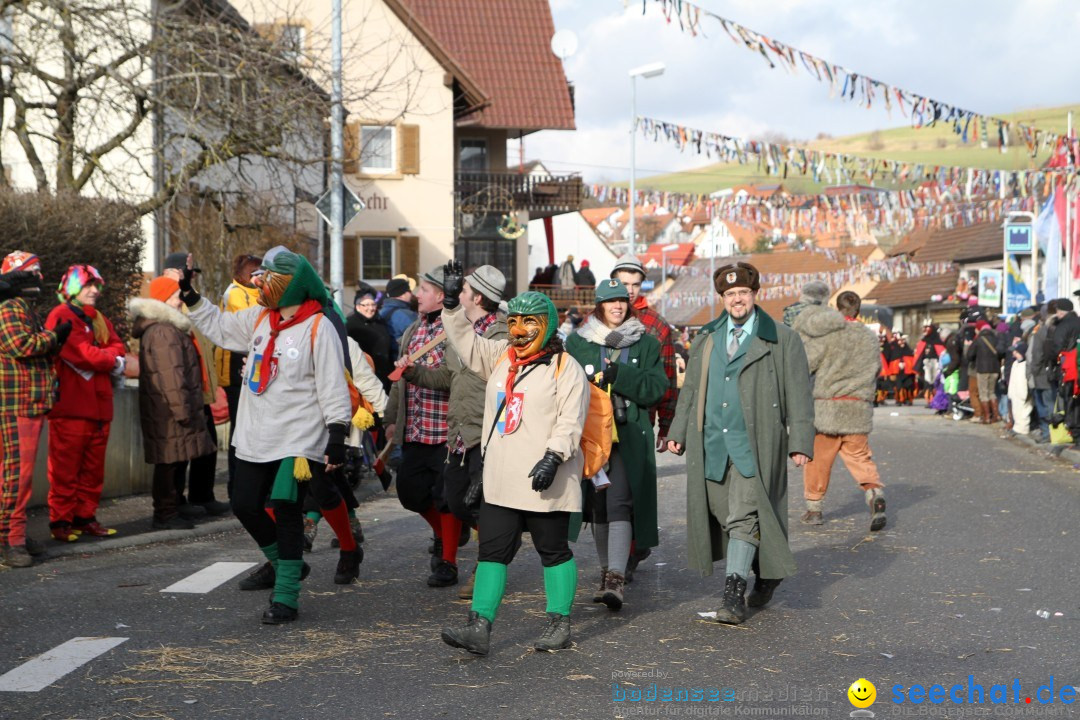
[747,577,782,608]
[441,611,492,656]
[238,561,311,591]
[334,549,362,585]
[261,601,298,625]
[427,559,459,587]
[534,612,572,651]
[714,574,748,625]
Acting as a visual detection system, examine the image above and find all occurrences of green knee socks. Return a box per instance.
[305,511,322,524]
[543,558,578,616]
[260,542,280,569]
[471,561,507,623]
[725,538,756,580]
[273,559,305,610]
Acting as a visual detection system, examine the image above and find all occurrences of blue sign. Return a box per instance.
[1004,254,1031,317]
[1005,225,1033,253]
[641,280,655,291]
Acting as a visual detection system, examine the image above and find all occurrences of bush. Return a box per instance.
[0,190,144,337]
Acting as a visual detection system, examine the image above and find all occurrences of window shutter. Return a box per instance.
[399,124,420,175]
[344,236,359,286]
[343,121,360,175]
[396,235,419,278]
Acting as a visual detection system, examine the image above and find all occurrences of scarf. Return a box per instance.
[632,295,649,312]
[254,299,322,395]
[67,301,111,345]
[505,346,551,399]
[576,315,646,349]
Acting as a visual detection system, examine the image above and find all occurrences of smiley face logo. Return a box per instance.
[848,678,876,708]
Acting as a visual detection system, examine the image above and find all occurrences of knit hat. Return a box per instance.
[57,264,104,302]
[1014,341,1029,356]
[163,251,201,274]
[507,291,558,347]
[611,254,645,278]
[465,265,506,303]
[595,278,629,303]
[421,265,445,290]
[800,280,830,305]
[1057,298,1074,312]
[714,262,761,294]
[149,277,180,303]
[1020,307,1036,319]
[2,251,40,274]
[385,277,411,298]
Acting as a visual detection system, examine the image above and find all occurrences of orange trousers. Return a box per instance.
[803,433,884,502]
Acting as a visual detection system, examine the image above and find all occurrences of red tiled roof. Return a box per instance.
[390,0,576,132]
[640,243,696,267]
[890,221,1000,263]
[580,207,620,228]
[862,270,961,308]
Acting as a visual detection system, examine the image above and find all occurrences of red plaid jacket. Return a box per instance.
[0,298,59,417]
[635,300,678,437]
[404,313,449,445]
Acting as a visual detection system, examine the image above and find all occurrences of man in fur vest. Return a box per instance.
[793,290,886,532]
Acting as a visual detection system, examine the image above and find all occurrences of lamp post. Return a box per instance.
[660,242,679,317]
[628,62,665,257]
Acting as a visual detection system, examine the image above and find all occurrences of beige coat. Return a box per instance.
[442,306,589,513]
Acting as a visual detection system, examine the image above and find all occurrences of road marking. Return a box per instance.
[161,561,258,594]
[0,637,128,692]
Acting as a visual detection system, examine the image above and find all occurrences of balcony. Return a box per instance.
[456,170,583,219]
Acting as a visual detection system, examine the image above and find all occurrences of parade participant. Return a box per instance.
[181,248,353,624]
[0,254,68,567]
[215,253,262,494]
[794,290,886,532]
[401,265,508,594]
[895,335,917,406]
[667,262,814,625]
[383,267,457,582]
[965,319,1003,424]
[565,279,666,611]
[45,265,126,542]
[781,280,830,327]
[610,254,679,579]
[439,264,589,656]
[913,322,946,403]
[129,278,216,530]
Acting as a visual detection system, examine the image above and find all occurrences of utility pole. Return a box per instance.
[329,0,344,303]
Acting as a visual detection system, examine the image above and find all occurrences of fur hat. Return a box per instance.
[149,277,180,303]
[799,280,831,305]
[713,262,761,295]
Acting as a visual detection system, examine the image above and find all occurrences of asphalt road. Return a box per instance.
[1,407,1077,720]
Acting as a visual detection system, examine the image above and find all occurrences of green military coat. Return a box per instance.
[565,331,668,548]
[667,308,815,578]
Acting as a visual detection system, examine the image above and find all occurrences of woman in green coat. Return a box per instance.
[565,278,667,611]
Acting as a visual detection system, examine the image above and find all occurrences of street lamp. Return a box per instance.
[628,61,665,257]
[660,242,679,317]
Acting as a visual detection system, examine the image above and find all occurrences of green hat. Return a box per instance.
[595,278,629,303]
[262,246,330,309]
[506,291,558,346]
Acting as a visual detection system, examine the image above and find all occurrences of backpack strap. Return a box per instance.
[309,313,323,353]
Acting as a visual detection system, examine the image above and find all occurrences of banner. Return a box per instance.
[978,268,1003,308]
[1005,255,1031,317]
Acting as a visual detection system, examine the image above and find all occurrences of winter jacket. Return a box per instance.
[1027,320,1051,390]
[965,329,1003,375]
[378,298,417,356]
[1051,311,1080,358]
[573,267,596,287]
[130,298,215,465]
[346,312,394,389]
[441,305,589,514]
[0,297,60,417]
[45,303,125,422]
[214,282,259,388]
[793,306,879,436]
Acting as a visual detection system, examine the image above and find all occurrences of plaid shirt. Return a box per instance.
[451,311,500,454]
[405,314,449,445]
[635,301,678,436]
[0,298,57,417]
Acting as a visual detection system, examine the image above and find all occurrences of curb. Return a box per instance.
[37,482,387,563]
[991,421,1080,466]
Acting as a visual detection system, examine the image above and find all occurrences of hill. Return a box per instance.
[636,104,1080,195]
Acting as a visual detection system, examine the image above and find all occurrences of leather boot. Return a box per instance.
[441,611,492,656]
[534,612,572,651]
[989,399,1001,423]
[714,574,748,625]
[592,567,608,603]
[747,577,782,608]
[601,570,625,611]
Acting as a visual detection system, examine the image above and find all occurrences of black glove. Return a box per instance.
[53,320,73,346]
[177,256,201,307]
[324,423,348,466]
[442,259,464,310]
[601,361,620,387]
[528,450,563,493]
[0,271,42,301]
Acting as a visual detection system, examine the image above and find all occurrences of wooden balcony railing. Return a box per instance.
[528,284,595,311]
[456,171,583,218]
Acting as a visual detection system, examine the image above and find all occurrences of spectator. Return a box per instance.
[378,277,417,356]
[129,278,216,530]
[574,259,596,288]
[1027,302,1055,442]
[1007,340,1033,436]
[1050,298,1080,358]
[346,286,394,390]
[965,319,1003,424]
[558,255,576,289]
[45,265,127,542]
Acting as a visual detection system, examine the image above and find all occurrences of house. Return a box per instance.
[526,210,619,284]
[244,0,579,296]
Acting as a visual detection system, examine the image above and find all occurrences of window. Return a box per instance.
[459,139,487,171]
[279,24,306,62]
[360,237,395,281]
[361,125,395,173]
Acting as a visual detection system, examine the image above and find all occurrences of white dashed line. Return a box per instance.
[0,636,128,692]
[160,561,258,594]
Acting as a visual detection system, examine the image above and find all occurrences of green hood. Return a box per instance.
[263,249,330,310]
[507,291,558,346]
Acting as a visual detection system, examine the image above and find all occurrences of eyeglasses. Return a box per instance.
[722,288,754,299]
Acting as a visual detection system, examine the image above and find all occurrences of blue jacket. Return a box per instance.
[379,298,417,356]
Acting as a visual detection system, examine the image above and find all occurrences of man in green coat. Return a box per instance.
[667,262,814,625]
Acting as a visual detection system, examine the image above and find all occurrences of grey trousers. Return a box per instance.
[705,462,760,547]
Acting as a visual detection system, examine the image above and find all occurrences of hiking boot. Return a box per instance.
[457,567,476,600]
[72,519,116,537]
[303,517,318,552]
[50,523,79,543]
[427,559,459,587]
[713,574,748,625]
[625,547,651,583]
[747,577,783,608]
[1,544,33,568]
[261,601,298,625]
[592,567,608,603]
[152,515,195,531]
[24,538,45,556]
[441,611,492,656]
[866,488,887,532]
[534,612,571,652]
[196,500,231,517]
[330,516,364,548]
[601,570,625,611]
[430,539,443,572]
[239,561,311,591]
[334,549,362,585]
[177,504,207,520]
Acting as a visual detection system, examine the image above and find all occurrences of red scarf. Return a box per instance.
[632,296,649,312]
[504,347,551,398]
[255,299,322,395]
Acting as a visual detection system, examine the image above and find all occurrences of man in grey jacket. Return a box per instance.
[1028,302,1056,442]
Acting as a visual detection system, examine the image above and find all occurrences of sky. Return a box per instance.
[524,0,1080,185]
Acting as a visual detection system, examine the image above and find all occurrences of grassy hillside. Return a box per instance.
[637,104,1080,195]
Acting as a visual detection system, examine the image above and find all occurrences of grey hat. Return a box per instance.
[465,265,506,303]
[611,254,645,278]
[800,280,831,304]
[421,265,445,290]
[163,251,200,273]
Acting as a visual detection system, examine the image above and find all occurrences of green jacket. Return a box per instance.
[565,330,668,548]
[668,308,815,579]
